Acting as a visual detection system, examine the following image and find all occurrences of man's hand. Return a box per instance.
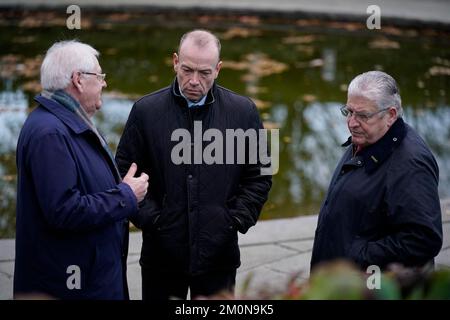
[123,163,149,203]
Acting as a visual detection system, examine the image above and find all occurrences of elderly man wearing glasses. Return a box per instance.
[310,71,443,272]
[14,40,149,299]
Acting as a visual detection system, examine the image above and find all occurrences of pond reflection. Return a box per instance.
[0,10,449,237]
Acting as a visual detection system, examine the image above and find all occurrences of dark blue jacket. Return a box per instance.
[311,118,443,270]
[116,81,272,275]
[14,95,138,299]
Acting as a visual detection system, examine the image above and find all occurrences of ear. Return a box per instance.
[387,107,398,126]
[173,53,179,73]
[71,71,84,93]
[214,60,222,79]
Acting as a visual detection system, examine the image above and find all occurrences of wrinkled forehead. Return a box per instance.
[179,39,220,66]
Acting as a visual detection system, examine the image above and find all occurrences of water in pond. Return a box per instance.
[0,10,449,238]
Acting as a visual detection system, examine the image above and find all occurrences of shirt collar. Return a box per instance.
[172,78,216,108]
[341,117,407,173]
[178,85,207,108]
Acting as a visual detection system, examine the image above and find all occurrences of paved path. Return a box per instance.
[1,200,449,300]
[1,0,450,25]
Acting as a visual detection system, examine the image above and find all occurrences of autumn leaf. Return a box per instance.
[368,38,400,49]
[221,27,261,40]
[282,35,316,44]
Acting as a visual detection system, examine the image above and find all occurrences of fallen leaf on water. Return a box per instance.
[223,53,289,82]
[99,23,114,30]
[368,38,400,49]
[327,21,363,32]
[282,35,316,44]
[197,15,211,24]
[2,175,16,182]
[250,98,270,109]
[302,94,317,103]
[19,12,66,28]
[428,66,450,76]
[295,45,314,55]
[239,16,261,26]
[107,13,133,22]
[379,26,403,36]
[263,121,280,129]
[432,57,450,67]
[221,61,248,71]
[221,27,261,40]
[296,58,324,68]
[21,80,41,93]
[106,48,118,55]
[246,85,267,95]
[21,56,43,78]
[12,36,36,44]
[0,54,21,78]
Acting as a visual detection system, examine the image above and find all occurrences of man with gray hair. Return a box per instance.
[311,71,442,271]
[14,40,149,299]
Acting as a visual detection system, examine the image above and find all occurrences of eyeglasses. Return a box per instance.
[340,105,390,123]
[80,71,106,82]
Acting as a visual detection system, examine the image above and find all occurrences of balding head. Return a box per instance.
[173,29,222,102]
[178,29,221,64]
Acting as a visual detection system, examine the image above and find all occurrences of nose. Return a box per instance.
[347,114,360,128]
[189,72,199,86]
[102,79,107,89]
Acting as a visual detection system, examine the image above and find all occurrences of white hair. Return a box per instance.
[348,71,403,117]
[40,40,99,91]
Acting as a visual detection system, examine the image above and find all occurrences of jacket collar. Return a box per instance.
[34,94,90,135]
[171,78,216,107]
[341,117,407,173]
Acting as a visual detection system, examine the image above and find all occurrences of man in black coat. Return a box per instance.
[116,29,272,300]
[311,71,443,271]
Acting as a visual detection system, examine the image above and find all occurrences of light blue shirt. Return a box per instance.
[179,86,207,108]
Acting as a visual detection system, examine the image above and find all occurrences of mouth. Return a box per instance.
[350,131,364,137]
[185,89,200,95]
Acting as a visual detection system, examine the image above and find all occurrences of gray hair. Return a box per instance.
[40,40,99,91]
[348,71,403,117]
[178,29,221,61]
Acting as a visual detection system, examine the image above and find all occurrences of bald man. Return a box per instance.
[116,30,272,300]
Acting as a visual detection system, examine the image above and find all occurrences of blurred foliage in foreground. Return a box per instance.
[206,260,450,300]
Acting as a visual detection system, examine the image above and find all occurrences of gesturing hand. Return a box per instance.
[123,163,149,203]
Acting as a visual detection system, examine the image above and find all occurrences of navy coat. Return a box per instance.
[311,118,443,270]
[116,81,272,275]
[14,95,138,299]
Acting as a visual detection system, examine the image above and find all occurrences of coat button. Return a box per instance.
[188,175,193,180]
[357,160,362,165]
[119,200,126,207]
[393,137,398,142]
